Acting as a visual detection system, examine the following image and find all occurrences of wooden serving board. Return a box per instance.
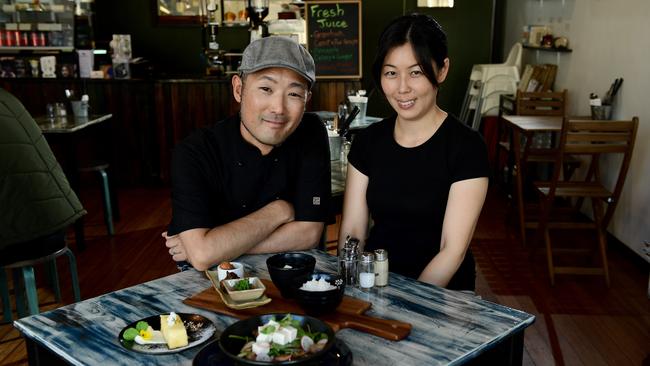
[183,279,411,341]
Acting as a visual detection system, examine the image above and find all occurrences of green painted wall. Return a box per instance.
[95,0,494,116]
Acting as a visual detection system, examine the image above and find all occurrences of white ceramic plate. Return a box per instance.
[118,313,216,354]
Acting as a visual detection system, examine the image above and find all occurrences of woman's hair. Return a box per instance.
[372,13,448,90]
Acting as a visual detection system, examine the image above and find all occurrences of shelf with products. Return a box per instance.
[222,0,248,25]
[522,44,572,53]
[0,46,74,53]
[1,3,69,13]
[0,0,75,50]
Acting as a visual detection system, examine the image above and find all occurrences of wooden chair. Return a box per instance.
[514,90,567,116]
[494,90,569,185]
[533,117,639,286]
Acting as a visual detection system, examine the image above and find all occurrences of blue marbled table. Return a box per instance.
[14,250,534,365]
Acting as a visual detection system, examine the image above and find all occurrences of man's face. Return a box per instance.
[232,67,311,155]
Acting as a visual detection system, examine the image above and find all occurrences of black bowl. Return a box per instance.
[294,273,345,316]
[266,252,316,298]
[218,313,335,365]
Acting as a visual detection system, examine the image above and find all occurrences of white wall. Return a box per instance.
[503,0,650,259]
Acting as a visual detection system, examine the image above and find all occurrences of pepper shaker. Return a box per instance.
[374,249,389,287]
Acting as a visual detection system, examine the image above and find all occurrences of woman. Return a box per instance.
[338,14,489,291]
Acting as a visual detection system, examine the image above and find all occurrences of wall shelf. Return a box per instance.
[523,44,572,65]
[522,44,572,53]
[0,46,74,53]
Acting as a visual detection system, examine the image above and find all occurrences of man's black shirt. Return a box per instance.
[168,112,331,236]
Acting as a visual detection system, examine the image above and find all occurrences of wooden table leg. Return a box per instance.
[512,130,527,246]
[24,337,67,366]
[465,329,525,365]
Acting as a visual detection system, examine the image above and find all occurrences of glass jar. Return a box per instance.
[340,140,351,165]
[339,247,358,287]
[46,103,56,119]
[358,252,375,290]
[374,249,389,287]
[55,102,67,117]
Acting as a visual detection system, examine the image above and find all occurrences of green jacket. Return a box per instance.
[0,88,86,247]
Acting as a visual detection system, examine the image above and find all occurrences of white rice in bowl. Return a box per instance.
[300,277,336,292]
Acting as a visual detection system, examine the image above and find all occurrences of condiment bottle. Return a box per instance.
[374,249,389,287]
[358,252,375,291]
[339,236,360,286]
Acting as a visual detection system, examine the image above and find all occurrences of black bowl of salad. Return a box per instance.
[218,313,335,365]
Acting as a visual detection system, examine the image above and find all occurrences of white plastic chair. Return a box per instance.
[460,43,522,129]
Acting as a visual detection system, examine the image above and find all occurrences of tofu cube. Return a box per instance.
[282,326,297,342]
[256,332,273,343]
[252,341,270,356]
[272,329,290,345]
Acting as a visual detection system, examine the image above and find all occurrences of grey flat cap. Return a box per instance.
[239,36,315,88]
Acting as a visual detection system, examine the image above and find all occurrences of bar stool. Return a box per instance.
[78,162,119,236]
[1,244,81,320]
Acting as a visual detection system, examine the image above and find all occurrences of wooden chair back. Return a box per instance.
[515,89,567,116]
[545,117,639,227]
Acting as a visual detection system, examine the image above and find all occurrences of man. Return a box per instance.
[163,37,330,271]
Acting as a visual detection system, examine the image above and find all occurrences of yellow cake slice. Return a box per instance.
[160,312,189,349]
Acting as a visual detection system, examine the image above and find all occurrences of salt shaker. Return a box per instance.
[358,252,375,291]
[374,249,389,287]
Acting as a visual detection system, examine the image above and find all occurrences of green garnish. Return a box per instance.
[135,321,149,331]
[234,279,251,291]
[260,325,276,334]
[123,327,139,341]
[279,314,301,329]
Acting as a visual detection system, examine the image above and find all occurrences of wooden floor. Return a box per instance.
[1,185,649,365]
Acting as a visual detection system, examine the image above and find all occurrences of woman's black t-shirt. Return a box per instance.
[347,114,489,291]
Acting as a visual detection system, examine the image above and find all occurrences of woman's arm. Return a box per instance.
[418,177,488,287]
[337,163,370,251]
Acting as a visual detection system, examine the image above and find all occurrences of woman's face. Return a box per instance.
[380,43,448,124]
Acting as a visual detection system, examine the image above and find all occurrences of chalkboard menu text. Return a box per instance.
[306,1,362,79]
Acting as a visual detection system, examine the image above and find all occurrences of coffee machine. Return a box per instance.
[248,0,270,43]
[203,0,224,76]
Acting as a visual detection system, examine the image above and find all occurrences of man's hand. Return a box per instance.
[163,231,188,262]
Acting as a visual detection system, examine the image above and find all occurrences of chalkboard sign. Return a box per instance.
[305,0,362,79]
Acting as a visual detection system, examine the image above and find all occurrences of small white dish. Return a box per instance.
[221,277,266,302]
[216,262,244,281]
[204,271,272,310]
